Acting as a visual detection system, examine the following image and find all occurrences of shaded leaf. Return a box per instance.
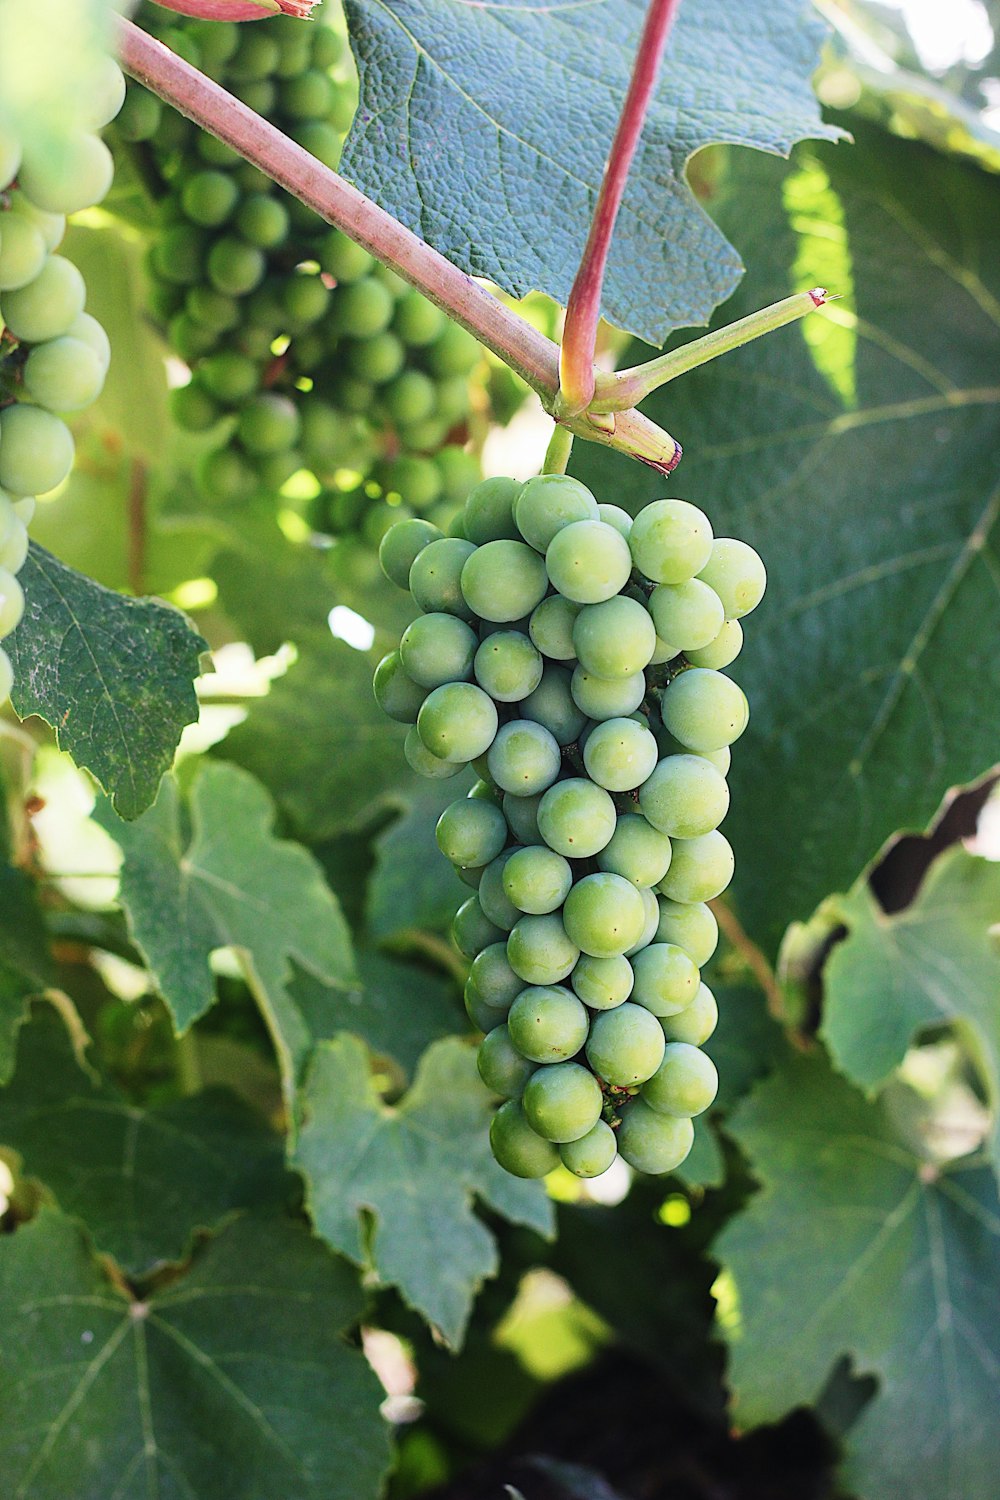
[366,773,472,941]
[0,864,54,1084]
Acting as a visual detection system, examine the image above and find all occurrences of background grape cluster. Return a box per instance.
[374,472,766,1179]
[0,53,123,704]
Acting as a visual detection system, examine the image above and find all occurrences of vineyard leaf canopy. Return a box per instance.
[0,1208,392,1500]
[8,544,205,820]
[0,862,53,1084]
[716,1051,1000,1500]
[341,0,840,345]
[571,123,1000,954]
[294,1034,555,1346]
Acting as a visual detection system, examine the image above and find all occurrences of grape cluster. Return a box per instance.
[120,9,483,517]
[373,473,766,1180]
[0,55,123,702]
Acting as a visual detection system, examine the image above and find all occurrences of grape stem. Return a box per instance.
[116,18,682,475]
[542,425,575,475]
[555,0,683,421]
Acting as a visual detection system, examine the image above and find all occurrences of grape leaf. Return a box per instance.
[571,123,1000,954]
[714,1051,1000,1500]
[93,763,356,1101]
[0,1012,285,1274]
[366,773,472,941]
[821,847,1000,1171]
[8,544,206,820]
[0,863,53,1084]
[293,1034,555,1346]
[341,0,839,344]
[0,1207,392,1500]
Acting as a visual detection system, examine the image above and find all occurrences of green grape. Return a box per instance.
[8,191,65,253]
[200,351,259,403]
[283,273,331,328]
[570,665,645,721]
[468,778,502,805]
[517,664,586,746]
[237,393,300,455]
[197,446,255,501]
[0,645,12,703]
[657,830,735,903]
[523,1062,603,1143]
[660,668,749,752]
[378,517,443,590]
[393,291,445,347]
[560,1120,618,1178]
[537,778,616,858]
[335,276,395,338]
[425,320,480,376]
[596,503,632,540]
[408,538,477,618]
[642,1043,718,1117]
[507,914,580,986]
[562,872,646,960]
[502,845,573,915]
[115,85,163,142]
[545,520,632,604]
[0,566,25,636]
[650,634,680,666]
[318,230,372,283]
[417,681,499,762]
[686,618,744,670]
[436,445,481,504]
[697,538,767,618]
[571,953,634,1010]
[628,499,713,585]
[461,539,547,622]
[22,336,105,413]
[18,132,113,213]
[81,54,126,130]
[582,717,658,792]
[207,237,265,296]
[0,406,74,496]
[572,595,657,679]
[462,476,522,543]
[1,255,85,343]
[478,1025,537,1098]
[283,68,336,119]
[436,798,508,868]
[170,382,218,433]
[0,518,28,574]
[180,169,239,227]
[626,885,661,957]
[528,594,580,661]
[507,985,589,1062]
[469,942,525,1010]
[150,223,206,287]
[168,311,216,363]
[596,814,672,889]
[616,1098,693,1174]
[654,899,718,967]
[514,474,599,553]
[399,612,477,688]
[474,631,543,703]
[489,1100,559,1178]
[630,943,700,1018]
[381,453,441,508]
[638,754,730,839]
[502,790,543,844]
[660,981,718,1045]
[649,578,725,651]
[0,214,47,291]
[478,849,522,930]
[403,724,464,780]
[585,1003,664,1086]
[485,720,560,800]
[0,129,21,190]
[235,193,290,249]
[453,896,505,959]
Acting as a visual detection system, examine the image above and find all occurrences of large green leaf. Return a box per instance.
[94,763,356,1100]
[341,0,838,343]
[0,1013,285,1274]
[366,773,471,942]
[571,123,1000,954]
[715,1050,1000,1500]
[821,847,1000,1170]
[8,544,206,819]
[293,1034,554,1346]
[0,864,53,1084]
[0,1207,392,1500]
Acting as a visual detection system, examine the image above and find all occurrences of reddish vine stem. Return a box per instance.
[557,0,682,419]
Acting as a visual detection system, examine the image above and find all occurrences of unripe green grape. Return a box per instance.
[529,594,580,661]
[374,264,408,297]
[418,681,498,762]
[660,668,749,752]
[167,311,216,364]
[11,496,35,526]
[515,665,585,746]
[571,953,634,1010]
[0,129,19,191]
[235,193,290,249]
[362,499,406,550]
[639,753,730,839]
[282,68,336,119]
[255,447,302,493]
[507,913,580,986]
[436,798,508,868]
[502,791,543,845]
[469,777,502,805]
[403,724,464,780]
[466,974,504,1031]
[586,1003,664,1087]
[514,474,599,553]
[151,223,207,287]
[0,567,25,636]
[408,537,477,618]
[502,845,573,915]
[0,406,74,496]
[237,394,300,456]
[198,446,255,501]
[453,896,505,959]
[463,477,522,543]
[382,454,441,511]
[207,237,265,296]
[626,885,661,957]
[572,595,657,679]
[649,578,725,652]
[283,273,331,329]
[478,849,522,930]
[657,830,735,903]
[563,873,646,959]
[23,336,105,413]
[546,520,632,604]
[336,277,395,338]
[523,1062,603,1143]
[0,519,28,574]
[489,1100,559,1178]
[115,85,163,142]
[0,215,47,291]
[318,230,373,283]
[461,539,548,622]
[583,717,658,792]
[654,899,718,967]
[628,499,713,585]
[469,942,525,1010]
[1,255,85,343]
[201,351,259,404]
[473,631,543,703]
[571,665,645,721]
[186,285,238,332]
[697,538,767,618]
[180,169,238,227]
[537,778,616,859]
[478,1025,537,1098]
[399,613,477,688]
[650,634,680,666]
[373,651,426,723]
[377,517,442,590]
[642,1043,718,1117]
[507,985,589,1062]
[8,191,65,253]
[596,814,672,889]
[597,503,632,539]
[630,943,700,1017]
[18,133,113,214]
[436,445,481,504]
[393,290,445,347]
[80,54,126,130]
[560,1120,618,1177]
[660,982,718,1045]
[328,373,375,416]
[425,321,480,376]
[0,645,12,703]
[616,1097,693,1174]
[686,618,744,670]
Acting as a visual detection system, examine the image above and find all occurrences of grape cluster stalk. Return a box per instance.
[119,9,484,539]
[374,474,766,1179]
[0,55,124,704]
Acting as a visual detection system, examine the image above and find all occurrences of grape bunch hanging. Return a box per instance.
[0,53,123,704]
[374,474,765,1180]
